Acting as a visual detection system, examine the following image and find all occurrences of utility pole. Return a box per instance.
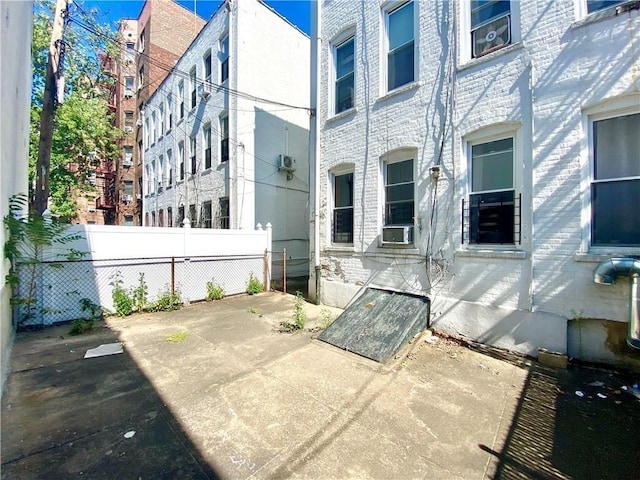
[34,0,69,215]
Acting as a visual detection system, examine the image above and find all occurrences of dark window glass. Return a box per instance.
[333,173,353,243]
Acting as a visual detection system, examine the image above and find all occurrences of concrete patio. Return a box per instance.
[2,292,639,479]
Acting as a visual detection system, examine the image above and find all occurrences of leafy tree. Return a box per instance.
[30,0,122,221]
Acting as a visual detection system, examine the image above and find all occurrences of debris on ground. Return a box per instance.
[84,343,124,359]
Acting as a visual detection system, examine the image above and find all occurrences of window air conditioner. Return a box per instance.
[381,226,413,245]
[472,15,511,58]
[123,157,133,167]
[124,89,134,98]
[136,193,142,200]
[278,154,296,171]
[123,194,133,203]
[198,83,211,98]
[123,126,133,133]
[136,118,143,126]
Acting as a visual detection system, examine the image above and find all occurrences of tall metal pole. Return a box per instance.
[34,0,69,215]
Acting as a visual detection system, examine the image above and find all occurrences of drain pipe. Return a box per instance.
[593,257,640,349]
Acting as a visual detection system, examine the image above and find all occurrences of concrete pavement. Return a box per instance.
[2,292,639,479]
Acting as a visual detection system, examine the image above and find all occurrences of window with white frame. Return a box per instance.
[332,170,354,243]
[202,201,212,228]
[178,81,185,119]
[167,149,173,186]
[220,35,229,83]
[383,156,414,244]
[123,146,133,167]
[124,76,134,97]
[586,0,626,14]
[590,112,640,246]
[204,50,212,82]
[144,117,150,147]
[386,1,414,91]
[471,1,511,59]
[204,125,212,169]
[190,136,197,174]
[158,155,164,188]
[150,160,156,193]
[178,141,185,180]
[158,104,164,138]
[334,36,354,114]
[190,66,197,109]
[167,208,173,227]
[466,137,517,245]
[218,197,230,229]
[220,114,229,162]
[166,96,173,132]
[125,43,135,63]
[151,111,157,144]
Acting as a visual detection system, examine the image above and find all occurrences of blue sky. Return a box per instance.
[79,0,311,35]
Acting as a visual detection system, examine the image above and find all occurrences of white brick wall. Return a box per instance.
[143,0,311,277]
[318,0,640,358]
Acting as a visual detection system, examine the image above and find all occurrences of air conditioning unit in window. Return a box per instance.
[381,226,413,245]
[278,154,296,171]
[472,15,510,58]
[123,194,133,203]
[123,157,133,167]
[123,126,133,133]
[136,118,143,126]
[124,89,134,98]
[198,82,211,98]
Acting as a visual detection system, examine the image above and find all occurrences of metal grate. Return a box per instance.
[462,192,521,245]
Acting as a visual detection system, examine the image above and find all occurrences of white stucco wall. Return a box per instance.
[0,0,32,394]
[318,0,640,358]
[143,0,310,278]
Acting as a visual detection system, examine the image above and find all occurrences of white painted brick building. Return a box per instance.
[143,0,310,278]
[311,0,640,366]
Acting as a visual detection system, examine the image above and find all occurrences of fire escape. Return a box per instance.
[95,52,117,224]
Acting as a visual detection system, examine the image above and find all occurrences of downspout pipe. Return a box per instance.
[593,257,640,349]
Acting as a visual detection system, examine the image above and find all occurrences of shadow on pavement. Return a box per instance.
[479,352,640,480]
[1,323,220,480]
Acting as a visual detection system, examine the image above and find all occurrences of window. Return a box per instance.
[167,207,173,227]
[167,149,173,186]
[158,104,164,137]
[333,172,354,243]
[334,37,354,114]
[468,137,515,244]
[218,197,230,229]
[190,136,197,174]
[178,81,185,119]
[158,209,164,227]
[138,30,145,52]
[204,125,212,169]
[124,76,134,96]
[590,113,640,246]
[144,118,150,147]
[166,97,173,131]
[125,43,135,63]
[202,201,212,228]
[220,114,229,162]
[386,1,414,91]
[150,160,156,193]
[178,206,185,226]
[151,111,157,144]
[145,212,149,227]
[384,158,414,227]
[158,155,164,188]
[178,141,185,180]
[189,204,197,227]
[587,0,625,13]
[190,66,197,109]
[151,211,156,227]
[124,215,134,226]
[138,66,144,92]
[471,1,511,58]
[220,35,229,83]
[123,181,134,197]
[124,111,134,127]
[123,146,133,167]
[204,50,212,82]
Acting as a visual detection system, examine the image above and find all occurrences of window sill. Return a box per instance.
[457,42,524,72]
[324,245,355,254]
[456,249,527,260]
[202,168,212,176]
[326,107,357,125]
[575,249,640,263]
[376,81,421,104]
[571,2,639,29]
[366,247,422,258]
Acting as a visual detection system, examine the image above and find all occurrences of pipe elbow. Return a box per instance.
[593,257,640,285]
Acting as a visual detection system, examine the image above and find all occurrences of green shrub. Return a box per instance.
[148,287,182,312]
[110,271,133,317]
[69,318,94,335]
[246,273,263,295]
[132,273,148,312]
[206,279,224,301]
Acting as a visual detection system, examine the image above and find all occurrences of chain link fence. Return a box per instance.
[14,254,266,328]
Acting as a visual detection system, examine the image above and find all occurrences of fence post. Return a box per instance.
[263,249,269,292]
[171,257,175,296]
[283,247,287,295]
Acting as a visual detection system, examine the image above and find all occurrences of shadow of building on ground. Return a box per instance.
[477,345,640,480]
